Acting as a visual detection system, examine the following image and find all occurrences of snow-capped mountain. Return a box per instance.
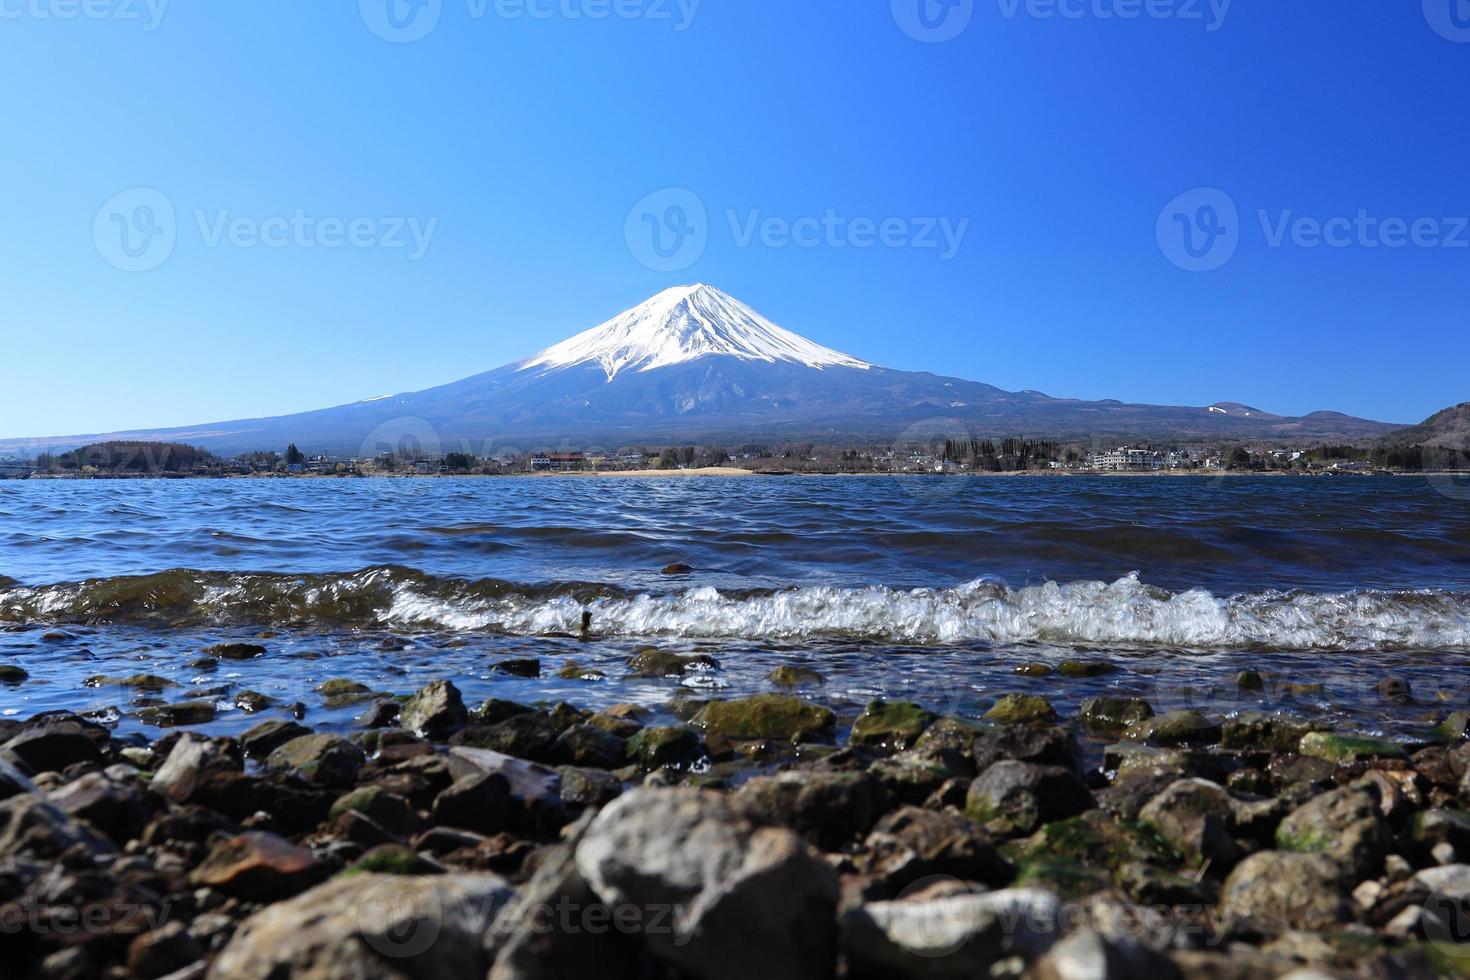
[2,285,1400,455]
[521,284,870,379]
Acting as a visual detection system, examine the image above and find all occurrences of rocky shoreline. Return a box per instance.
[4,658,1470,979]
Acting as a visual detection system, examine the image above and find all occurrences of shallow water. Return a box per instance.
[2,475,1469,743]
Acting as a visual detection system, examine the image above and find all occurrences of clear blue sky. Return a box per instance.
[2,0,1467,437]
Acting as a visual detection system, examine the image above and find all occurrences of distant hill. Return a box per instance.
[1381,402,1470,450]
[1,285,1404,456]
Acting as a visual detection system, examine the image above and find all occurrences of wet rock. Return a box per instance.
[234,690,273,713]
[238,719,310,758]
[1032,928,1183,980]
[126,921,203,979]
[984,694,1058,725]
[1266,753,1336,792]
[0,664,28,683]
[432,772,513,834]
[555,660,605,681]
[208,872,514,980]
[148,735,241,804]
[1058,659,1117,678]
[1432,711,1470,742]
[1078,696,1154,736]
[869,748,967,806]
[768,664,824,688]
[1,718,105,774]
[354,699,401,729]
[1376,675,1413,705]
[1122,710,1221,747]
[1297,732,1406,764]
[575,787,838,980]
[733,769,880,849]
[841,887,1060,979]
[848,700,936,751]
[1233,670,1265,691]
[264,733,366,789]
[626,646,717,677]
[1219,851,1350,932]
[859,805,1012,894]
[695,694,835,742]
[624,725,701,769]
[206,642,266,660]
[452,712,561,763]
[1138,778,1240,869]
[1220,712,1325,753]
[553,723,626,769]
[329,785,423,840]
[661,562,694,574]
[965,761,1094,836]
[141,700,217,727]
[1275,783,1389,879]
[474,698,535,724]
[399,678,469,738]
[189,830,327,901]
[314,678,373,707]
[1015,662,1053,676]
[85,672,174,690]
[971,724,1082,775]
[493,658,541,678]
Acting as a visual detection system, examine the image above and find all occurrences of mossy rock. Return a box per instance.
[1058,659,1117,678]
[1015,811,1178,876]
[86,673,176,690]
[696,694,834,742]
[140,700,217,726]
[1121,710,1221,747]
[1010,854,1111,899]
[625,725,702,769]
[1433,712,1470,742]
[316,678,371,697]
[1221,712,1327,753]
[848,700,936,751]
[767,665,824,688]
[1013,662,1052,677]
[0,665,29,683]
[914,716,979,755]
[1078,696,1153,735]
[556,660,606,681]
[985,694,1058,725]
[343,844,438,877]
[626,646,718,678]
[1298,731,1406,763]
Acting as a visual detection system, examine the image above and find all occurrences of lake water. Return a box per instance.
[3,475,1469,744]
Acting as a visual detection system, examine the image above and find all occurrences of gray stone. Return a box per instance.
[1219,851,1351,932]
[399,679,469,739]
[965,761,1093,836]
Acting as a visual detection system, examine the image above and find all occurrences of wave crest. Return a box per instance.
[2,568,1467,652]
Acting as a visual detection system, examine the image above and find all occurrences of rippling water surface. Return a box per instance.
[2,475,1469,742]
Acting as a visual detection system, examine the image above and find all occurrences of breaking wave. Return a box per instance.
[2,567,1469,652]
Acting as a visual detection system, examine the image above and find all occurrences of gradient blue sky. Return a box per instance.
[2,0,1467,438]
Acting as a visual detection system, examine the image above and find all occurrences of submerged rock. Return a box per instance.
[626,647,717,677]
[768,664,824,688]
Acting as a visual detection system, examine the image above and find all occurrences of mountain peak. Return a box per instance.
[519,284,872,380]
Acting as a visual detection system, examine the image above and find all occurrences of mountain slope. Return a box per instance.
[1381,402,1470,450]
[1,285,1402,455]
